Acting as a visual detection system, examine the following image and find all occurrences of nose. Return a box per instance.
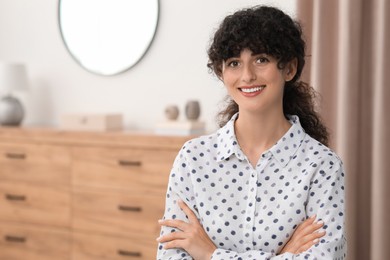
[242,64,256,83]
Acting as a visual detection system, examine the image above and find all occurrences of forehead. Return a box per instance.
[224,49,272,60]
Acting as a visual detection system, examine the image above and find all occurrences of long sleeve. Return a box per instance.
[157,146,195,260]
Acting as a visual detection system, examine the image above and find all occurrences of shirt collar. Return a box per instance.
[268,115,306,168]
[216,113,244,162]
[216,113,306,168]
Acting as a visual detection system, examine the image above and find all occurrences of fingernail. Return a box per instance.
[156,236,161,241]
[313,238,319,243]
[310,214,316,219]
[316,220,324,225]
[158,219,163,223]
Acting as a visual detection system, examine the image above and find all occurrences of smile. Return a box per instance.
[239,85,266,93]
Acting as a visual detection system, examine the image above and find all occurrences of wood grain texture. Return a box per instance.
[72,186,165,238]
[0,127,191,149]
[72,146,176,195]
[72,231,157,260]
[0,127,190,259]
[0,142,71,184]
[0,222,70,260]
[0,181,71,227]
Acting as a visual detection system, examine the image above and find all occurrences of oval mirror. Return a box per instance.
[58,0,159,76]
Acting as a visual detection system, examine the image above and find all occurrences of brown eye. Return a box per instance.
[228,60,240,67]
[256,57,269,64]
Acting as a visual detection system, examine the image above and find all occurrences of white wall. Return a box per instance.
[0,0,296,132]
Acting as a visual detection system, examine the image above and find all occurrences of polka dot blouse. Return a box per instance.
[157,113,347,259]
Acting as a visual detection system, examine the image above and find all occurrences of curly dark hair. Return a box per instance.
[207,5,329,146]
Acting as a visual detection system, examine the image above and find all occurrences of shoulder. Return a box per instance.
[178,130,221,155]
[300,135,346,188]
[180,113,237,153]
[302,133,344,170]
[170,131,219,170]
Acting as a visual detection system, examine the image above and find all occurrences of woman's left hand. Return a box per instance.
[157,200,217,260]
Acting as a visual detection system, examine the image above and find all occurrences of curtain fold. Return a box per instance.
[370,0,390,258]
[297,0,390,259]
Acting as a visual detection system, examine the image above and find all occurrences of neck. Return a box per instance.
[234,109,291,155]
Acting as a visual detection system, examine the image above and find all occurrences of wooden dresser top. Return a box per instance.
[0,127,193,150]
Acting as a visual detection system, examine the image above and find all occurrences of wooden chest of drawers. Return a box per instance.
[0,127,190,259]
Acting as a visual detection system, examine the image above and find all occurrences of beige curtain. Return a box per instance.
[297,0,390,259]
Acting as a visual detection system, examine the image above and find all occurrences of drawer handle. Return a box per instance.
[5,235,26,243]
[117,249,142,257]
[5,194,26,201]
[118,205,142,212]
[118,160,142,167]
[5,153,26,160]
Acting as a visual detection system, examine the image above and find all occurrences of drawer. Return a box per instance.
[72,146,176,194]
[0,221,70,260]
[0,142,71,184]
[72,186,164,238]
[72,231,157,260]
[0,181,71,227]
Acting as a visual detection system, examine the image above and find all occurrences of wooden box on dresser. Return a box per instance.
[0,127,190,260]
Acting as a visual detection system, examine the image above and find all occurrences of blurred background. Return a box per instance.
[0,0,296,132]
[0,0,388,259]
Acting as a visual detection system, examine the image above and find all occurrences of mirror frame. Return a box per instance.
[57,0,160,76]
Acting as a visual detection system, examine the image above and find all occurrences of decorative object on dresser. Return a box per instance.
[185,100,201,121]
[0,127,190,260]
[155,120,206,136]
[60,113,123,131]
[156,101,206,136]
[0,63,29,126]
[164,105,179,120]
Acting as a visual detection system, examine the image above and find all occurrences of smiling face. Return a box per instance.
[221,49,296,116]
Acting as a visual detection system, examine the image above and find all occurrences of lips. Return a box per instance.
[239,85,266,96]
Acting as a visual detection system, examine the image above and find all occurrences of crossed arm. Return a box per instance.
[157,200,326,260]
[157,148,346,259]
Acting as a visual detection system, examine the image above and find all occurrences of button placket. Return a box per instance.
[251,156,272,248]
[243,167,258,246]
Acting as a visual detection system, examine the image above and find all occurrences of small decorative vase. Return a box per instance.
[165,105,179,120]
[0,95,24,126]
[185,100,200,121]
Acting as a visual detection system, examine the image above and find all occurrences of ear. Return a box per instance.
[284,58,298,82]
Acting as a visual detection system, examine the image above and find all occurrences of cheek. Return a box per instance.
[265,70,286,87]
[222,74,236,88]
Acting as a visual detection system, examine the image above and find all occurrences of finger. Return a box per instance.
[294,230,326,252]
[305,230,326,241]
[162,239,186,250]
[178,200,198,223]
[298,220,324,238]
[158,219,189,231]
[296,236,321,254]
[296,229,326,245]
[295,215,316,233]
[157,231,186,243]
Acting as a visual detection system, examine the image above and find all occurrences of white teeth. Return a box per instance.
[241,86,265,93]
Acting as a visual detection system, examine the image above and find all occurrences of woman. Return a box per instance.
[157,5,346,259]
